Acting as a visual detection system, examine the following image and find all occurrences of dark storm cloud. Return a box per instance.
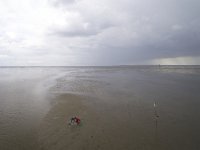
[132,27,200,60]
[50,0,200,58]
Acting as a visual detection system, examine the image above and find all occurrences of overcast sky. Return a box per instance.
[0,0,200,66]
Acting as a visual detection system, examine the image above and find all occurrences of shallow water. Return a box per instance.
[0,66,200,150]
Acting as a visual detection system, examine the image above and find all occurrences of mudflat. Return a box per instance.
[1,66,200,150]
[38,94,156,150]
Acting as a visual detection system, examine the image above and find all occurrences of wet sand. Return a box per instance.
[38,94,97,150]
[1,66,200,150]
[38,94,156,150]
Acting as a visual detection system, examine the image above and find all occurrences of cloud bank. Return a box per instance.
[0,0,200,65]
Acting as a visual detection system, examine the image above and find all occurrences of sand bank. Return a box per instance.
[37,94,158,150]
[38,94,100,150]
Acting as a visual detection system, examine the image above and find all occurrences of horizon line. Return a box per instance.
[0,65,200,67]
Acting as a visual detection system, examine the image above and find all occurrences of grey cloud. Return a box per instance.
[49,0,77,6]
[82,21,200,65]
[1,0,200,66]
[51,22,114,37]
[48,1,116,37]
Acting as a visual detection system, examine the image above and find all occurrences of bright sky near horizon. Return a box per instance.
[0,0,200,66]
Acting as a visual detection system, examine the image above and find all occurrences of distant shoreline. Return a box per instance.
[0,65,200,68]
